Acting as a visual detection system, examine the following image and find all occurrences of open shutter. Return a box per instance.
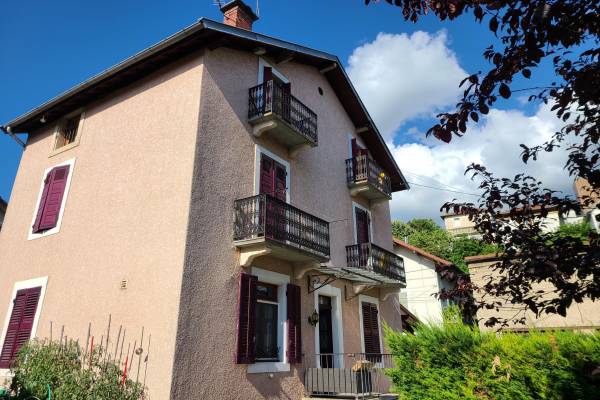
[32,172,52,233]
[38,165,70,231]
[0,287,41,368]
[274,163,287,201]
[263,66,273,83]
[361,302,381,358]
[286,283,302,364]
[236,273,257,364]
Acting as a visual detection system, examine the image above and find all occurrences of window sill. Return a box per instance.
[49,141,80,158]
[247,362,290,374]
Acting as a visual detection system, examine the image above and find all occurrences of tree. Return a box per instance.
[367,0,600,326]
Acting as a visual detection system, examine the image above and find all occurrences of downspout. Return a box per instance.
[0,125,26,148]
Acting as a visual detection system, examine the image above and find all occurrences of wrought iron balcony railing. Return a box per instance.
[304,353,395,398]
[234,194,330,260]
[346,155,392,200]
[248,80,318,146]
[346,243,406,284]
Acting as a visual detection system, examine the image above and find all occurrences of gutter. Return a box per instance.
[1,126,25,148]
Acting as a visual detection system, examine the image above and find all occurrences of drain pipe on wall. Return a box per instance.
[0,125,26,148]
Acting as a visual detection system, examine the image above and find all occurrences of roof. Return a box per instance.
[464,253,501,264]
[393,238,452,266]
[2,18,408,192]
[0,196,6,210]
[442,205,559,218]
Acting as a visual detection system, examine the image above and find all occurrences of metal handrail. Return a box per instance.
[248,80,318,144]
[345,155,392,198]
[346,243,406,284]
[234,194,330,258]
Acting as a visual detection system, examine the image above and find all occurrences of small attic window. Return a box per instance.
[318,87,324,96]
[53,114,82,151]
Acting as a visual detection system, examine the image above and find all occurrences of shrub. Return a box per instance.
[385,307,600,400]
[9,340,145,400]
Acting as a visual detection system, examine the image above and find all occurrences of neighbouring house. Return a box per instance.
[574,177,600,231]
[0,2,410,399]
[392,239,457,325]
[441,206,582,238]
[0,197,6,231]
[467,253,600,332]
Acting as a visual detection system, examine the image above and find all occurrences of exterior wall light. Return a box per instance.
[308,309,319,326]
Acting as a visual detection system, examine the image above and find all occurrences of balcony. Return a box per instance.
[345,243,406,286]
[346,155,392,201]
[248,81,318,154]
[304,353,397,399]
[234,194,330,267]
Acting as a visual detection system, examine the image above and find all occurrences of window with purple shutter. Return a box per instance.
[32,165,70,233]
[0,287,42,368]
[286,283,302,364]
[236,273,257,364]
[355,207,370,244]
[361,302,382,362]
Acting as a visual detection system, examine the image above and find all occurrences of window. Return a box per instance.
[53,113,83,152]
[0,278,47,370]
[255,282,279,361]
[352,203,372,244]
[254,146,290,202]
[29,159,75,239]
[236,269,301,373]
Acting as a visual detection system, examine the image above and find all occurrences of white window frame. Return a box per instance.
[352,202,373,244]
[257,58,290,85]
[248,267,290,374]
[253,145,291,203]
[50,111,85,157]
[313,284,344,368]
[28,158,76,241]
[358,295,384,357]
[0,277,49,376]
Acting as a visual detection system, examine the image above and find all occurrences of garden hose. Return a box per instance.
[47,384,52,400]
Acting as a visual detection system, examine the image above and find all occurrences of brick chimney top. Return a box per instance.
[220,0,259,30]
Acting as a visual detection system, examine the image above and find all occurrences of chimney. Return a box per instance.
[220,0,259,30]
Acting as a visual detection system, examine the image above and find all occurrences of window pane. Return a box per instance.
[255,302,278,360]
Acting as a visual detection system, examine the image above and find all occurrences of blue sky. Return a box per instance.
[0,0,566,220]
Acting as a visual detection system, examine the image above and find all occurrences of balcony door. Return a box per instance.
[318,295,334,368]
[354,206,371,244]
[260,153,288,240]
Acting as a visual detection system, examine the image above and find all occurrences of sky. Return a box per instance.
[0,0,572,223]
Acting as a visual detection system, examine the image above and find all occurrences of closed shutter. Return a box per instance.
[286,283,302,364]
[236,273,257,364]
[361,302,381,357]
[260,155,275,196]
[33,165,70,233]
[355,207,370,244]
[263,66,273,83]
[0,287,42,368]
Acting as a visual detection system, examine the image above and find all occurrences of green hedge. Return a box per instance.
[385,309,600,400]
[7,340,145,400]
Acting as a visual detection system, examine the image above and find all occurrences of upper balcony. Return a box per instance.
[345,243,406,286]
[346,155,392,202]
[234,194,330,267]
[248,81,318,154]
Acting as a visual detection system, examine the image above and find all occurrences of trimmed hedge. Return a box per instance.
[385,309,600,400]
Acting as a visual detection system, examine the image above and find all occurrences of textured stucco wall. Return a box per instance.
[470,260,600,331]
[394,246,444,324]
[0,53,204,399]
[170,47,402,399]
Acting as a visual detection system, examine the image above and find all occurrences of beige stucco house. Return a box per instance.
[467,254,600,332]
[393,239,456,325]
[0,2,410,399]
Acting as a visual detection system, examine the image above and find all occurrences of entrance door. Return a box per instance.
[260,153,287,240]
[318,295,334,368]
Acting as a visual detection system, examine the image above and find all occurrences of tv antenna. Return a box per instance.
[212,0,260,17]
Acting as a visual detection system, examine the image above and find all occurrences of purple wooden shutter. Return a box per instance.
[362,302,381,356]
[263,66,273,83]
[274,163,287,201]
[286,283,302,364]
[236,272,257,364]
[31,171,52,233]
[0,287,41,368]
[34,165,70,232]
[259,154,275,195]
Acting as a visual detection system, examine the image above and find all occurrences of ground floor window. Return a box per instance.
[255,282,279,361]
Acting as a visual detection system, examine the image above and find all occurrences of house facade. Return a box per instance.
[467,254,600,332]
[0,2,409,399]
[392,239,455,324]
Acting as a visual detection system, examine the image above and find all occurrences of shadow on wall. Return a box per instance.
[246,368,303,400]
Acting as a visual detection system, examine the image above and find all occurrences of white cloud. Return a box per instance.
[389,103,573,221]
[346,31,573,223]
[347,31,467,141]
